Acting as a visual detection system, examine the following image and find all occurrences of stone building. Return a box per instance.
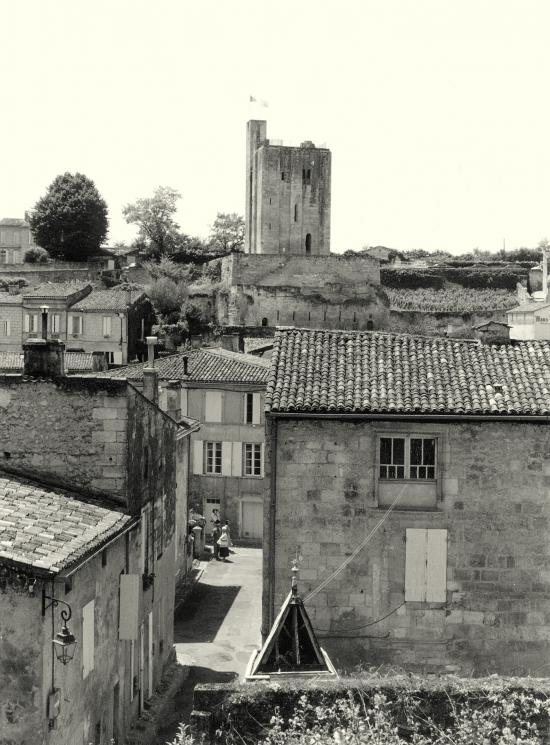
[0,338,199,744]
[0,217,36,264]
[97,346,271,542]
[245,120,331,256]
[263,327,550,675]
[0,285,153,363]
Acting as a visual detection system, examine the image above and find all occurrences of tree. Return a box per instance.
[208,212,244,255]
[123,186,181,258]
[29,172,108,260]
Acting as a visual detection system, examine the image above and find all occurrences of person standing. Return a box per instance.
[212,520,221,560]
[217,525,232,561]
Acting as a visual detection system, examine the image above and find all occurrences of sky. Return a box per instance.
[1,0,550,255]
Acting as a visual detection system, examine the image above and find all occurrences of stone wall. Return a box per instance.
[0,262,101,287]
[265,416,550,675]
[389,309,509,337]
[0,377,128,501]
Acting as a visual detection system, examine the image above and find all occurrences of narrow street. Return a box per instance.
[156,548,263,744]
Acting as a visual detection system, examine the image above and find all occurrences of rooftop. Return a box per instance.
[23,282,91,299]
[508,301,550,313]
[0,351,101,374]
[0,218,29,227]
[0,292,23,305]
[0,471,131,574]
[96,347,271,384]
[244,337,275,353]
[266,327,550,416]
[71,288,145,312]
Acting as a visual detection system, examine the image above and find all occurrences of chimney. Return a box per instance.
[221,334,240,352]
[91,351,108,372]
[183,356,189,376]
[190,335,202,349]
[40,305,49,340]
[142,336,159,404]
[23,339,65,378]
[166,380,181,420]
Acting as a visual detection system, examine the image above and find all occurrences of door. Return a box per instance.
[139,623,145,713]
[148,611,153,698]
[241,500,263,540]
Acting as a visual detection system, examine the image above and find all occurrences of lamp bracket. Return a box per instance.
[42,592,72,623]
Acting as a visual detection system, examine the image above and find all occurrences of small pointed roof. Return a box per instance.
[246,561,337,680]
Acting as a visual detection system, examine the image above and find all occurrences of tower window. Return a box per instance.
[261,317,268,327]
[269,223,271,230]
[303,168,311,185]
[281,172,286,181]
[305,233,312,254]
[294,204,298,222]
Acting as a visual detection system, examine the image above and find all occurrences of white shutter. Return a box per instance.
[221,441,232,476]
[82,599,95,678]
[119,574,139,640]
[130,640,135,701]
[23,313,29,332]
[252,392,261,424]
[4,320,10,336]
[260,444,265,478]
[426,529,447,602]
[232,442,242,477]
[405,529,427,602]
[193,440,203,475]
[205,391,223,422]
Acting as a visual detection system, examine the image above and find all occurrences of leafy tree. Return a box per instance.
[24,246,49,264]
[208,212,244,254]
[146,277,188,318]
[29,172,108,260]
[123,186,181,258]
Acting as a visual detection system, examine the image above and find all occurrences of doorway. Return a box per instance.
[305,233,312,254]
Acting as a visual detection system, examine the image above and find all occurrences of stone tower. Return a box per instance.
[244,120,331,255]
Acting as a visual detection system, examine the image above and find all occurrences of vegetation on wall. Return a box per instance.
[386,287,517,313]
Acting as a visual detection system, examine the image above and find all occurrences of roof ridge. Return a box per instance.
[274,325,482,346]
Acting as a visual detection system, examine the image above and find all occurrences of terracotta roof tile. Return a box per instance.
[0,472,131,573]
[94,347,270,384]
[0,351,96,374]
[71,289,145,311]
[266,327,550,416]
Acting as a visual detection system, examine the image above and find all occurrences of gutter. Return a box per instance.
[267,411,550,424]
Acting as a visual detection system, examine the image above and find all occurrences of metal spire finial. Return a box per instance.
[291,558,299,595]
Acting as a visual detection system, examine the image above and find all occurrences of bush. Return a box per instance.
[381,268,445,290]
[382,265,529,290]
[24,246,49,263]
[146,277,188,318]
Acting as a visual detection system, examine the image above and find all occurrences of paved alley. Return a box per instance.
[156,548,263,743]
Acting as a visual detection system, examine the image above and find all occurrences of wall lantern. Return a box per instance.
[43,594,77,665]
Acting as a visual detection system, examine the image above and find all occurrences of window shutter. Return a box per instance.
[140,507,147,573]
[426,529,447,602]
[405,529,427,602]
[232,442,242,477]
[119,574,139,640]
[130,640,135,701]
[260,444,265,477]
[23,314,29,332]
[252,392,261,424]
[192,440,203,475]
[82,599,95,678]
[5,320,10,336]
[221,441,232,476]
[205,391,223,422]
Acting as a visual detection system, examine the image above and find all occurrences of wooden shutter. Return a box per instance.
[140,506,147,573]
[119,574,139,640]
[130,640,135,701]
[82,599,95,678]
[426,529,447,602]
[205,391,223,422]
[260,444,265,477]
[23,313,29,332]
[252,392,261,424]
[221,441,232,476]
[405,528,447,602]
[232,442,242,477]
[192,440,203,475]
[4,320,10,336]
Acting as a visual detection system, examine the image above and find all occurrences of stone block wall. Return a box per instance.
[266,417,550,675]
[0,377,128,502]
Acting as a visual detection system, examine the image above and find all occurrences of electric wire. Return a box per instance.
[303,485,406,603]
[313,600,406,634]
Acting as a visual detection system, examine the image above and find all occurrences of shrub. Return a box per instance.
[146,277,188,318]
[24,246,49,263]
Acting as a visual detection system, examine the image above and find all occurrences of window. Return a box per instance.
[244,392,261,424]
[302,168,311,185]
[51,314,60,334]
[70,315,83,335]
[281,171,286,181]
[102,316,112,337]
[140,503,154,577]
[405,529,447,602]
[305,233,312,254]
[261,317,268,327]
[205,442,222,474]
[294,204,298,222]
[244,443,262,477]
[379,436,436,480]
[204,390,223,422]
[2,320,10,337]
[82,599,95,678]
[0,250,5,264]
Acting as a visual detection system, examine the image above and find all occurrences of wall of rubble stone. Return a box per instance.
[265,416,550,675]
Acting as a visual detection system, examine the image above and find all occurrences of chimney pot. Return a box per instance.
[145,336,157,367]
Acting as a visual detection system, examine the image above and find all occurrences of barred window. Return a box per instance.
[379,436,436,480]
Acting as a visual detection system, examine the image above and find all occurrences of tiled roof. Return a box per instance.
[0,351,97,374]
[0,471,131,574]
[71,289,144,312]
[509,301,550,313]
[244,337,275,353]
[96,347,270,384]
[24,282,91,299]
[0,218,28,227]
[266,327,550,416]
[0,292,22,304]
